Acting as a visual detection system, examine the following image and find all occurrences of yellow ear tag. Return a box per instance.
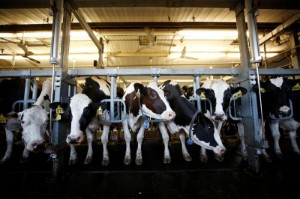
[97,106,103,115]
[260,88,266,93]
[55,114,61,121]
[56,105,64,114]
[292,83,300,91]
[236,90,242,98]
[0,114,7,124]
[200,92,206,99]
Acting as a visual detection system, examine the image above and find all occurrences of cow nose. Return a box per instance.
[32,141,45,151]
[67,135,80,144]
[279,105,290,114]
[220,147,226,155]
[168,111,176,120]
[214,113,225,121]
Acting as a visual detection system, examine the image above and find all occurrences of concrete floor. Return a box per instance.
[0,132,300,199]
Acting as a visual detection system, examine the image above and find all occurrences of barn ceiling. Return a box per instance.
[0,0,300,83]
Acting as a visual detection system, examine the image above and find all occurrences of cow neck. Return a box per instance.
[135,89,162,127]
[187,110,202,145]
[135,89,149,122]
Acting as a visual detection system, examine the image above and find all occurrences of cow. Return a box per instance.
[0,78,51,163]
[182,85,194,99]
[196,78,247,162]
[258,76,300,158]
[159,80,226,162]
[122,81,176,165]
[66,76,111,166]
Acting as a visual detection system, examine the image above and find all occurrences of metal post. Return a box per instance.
[110,76,116,120]
[235,0,262,173]
[23,78,31,109]
[193,75,201,112]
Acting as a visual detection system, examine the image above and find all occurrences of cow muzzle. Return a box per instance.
[213,146,226,162]
[279,105,290,115]
[212,113,227,121]
[31,140,46,151]
[67,134,84,144]
[162,110,176,121]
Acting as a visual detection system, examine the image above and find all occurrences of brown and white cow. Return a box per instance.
[122,82,176,165]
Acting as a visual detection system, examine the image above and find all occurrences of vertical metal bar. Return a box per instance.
[153,76,158,85]
[50,0,63,65]
[245,0,261,63]
[110,76,116,121]
[31,78,38,101]
[235,0,261,173]
[23,78,31,109]
[245,0,266,142]
[194,75,201,112]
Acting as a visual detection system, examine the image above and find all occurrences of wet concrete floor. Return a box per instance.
[1,134,300,199]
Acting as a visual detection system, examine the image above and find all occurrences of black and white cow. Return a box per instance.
[196,79,247,162]
[67,77,111,165]
[258,76,300,157]
[0,78,51,163]
[159,80,226,161]
[182,85,194,99]
[122,82,176,165]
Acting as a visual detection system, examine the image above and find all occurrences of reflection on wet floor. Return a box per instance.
[0,133,300,199]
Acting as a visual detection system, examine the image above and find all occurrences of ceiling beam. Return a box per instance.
[0,0,299,9]
[0,22,288,32]
[259,12,300,44]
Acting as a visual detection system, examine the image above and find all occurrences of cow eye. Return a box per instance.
[150,92,157,99]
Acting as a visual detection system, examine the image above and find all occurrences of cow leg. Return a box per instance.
[84,128,94,165]
[236,122,248,160]
[135,124,145,165]
[122,118,131,165]
[200,147,208,163]
[280,119,300,155]
[69,144,78,165]
[179,132,192,161]
[101,125,110,166]
[158,122,171,164]
[269,121,282,157]
[20,147,30,163]
[0,128,14,163]
[289,130,300,154]
[214,121,225,162]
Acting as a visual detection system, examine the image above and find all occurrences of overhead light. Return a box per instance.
[179,29,238,40]
[0,30,99,40]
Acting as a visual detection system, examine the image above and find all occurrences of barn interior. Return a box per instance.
[1,0,300,198]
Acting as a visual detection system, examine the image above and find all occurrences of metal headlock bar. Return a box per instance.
[1,68,300,78]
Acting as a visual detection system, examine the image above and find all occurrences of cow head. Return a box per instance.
[82,77,110,102]
[124,82,175,121]
[181,85,194,99]
[191,111,226,159]
[67,93,105,144]
[18,106,48,152]
[196,79,247,121]
[259,76,298,119]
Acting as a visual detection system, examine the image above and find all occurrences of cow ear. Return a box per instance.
[253,81,266,93]
[133,83,147,96]
[196,88,208,98]
[290,80,300,91]
[233,87,247,96]
[17,111,24,120]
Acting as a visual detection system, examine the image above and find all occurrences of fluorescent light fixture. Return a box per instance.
[0,30,99,40]
[179,29,238,40]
